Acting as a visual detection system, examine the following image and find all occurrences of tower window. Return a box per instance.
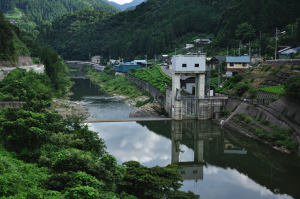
[195,64,199,67]
[182,64,187,67]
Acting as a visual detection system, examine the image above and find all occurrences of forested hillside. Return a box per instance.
[0,10,39,61]
[34,0,300,61]
[0,0,120,31]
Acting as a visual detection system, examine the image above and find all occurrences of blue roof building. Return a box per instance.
[225,56,250,74]
[226,56,250,63]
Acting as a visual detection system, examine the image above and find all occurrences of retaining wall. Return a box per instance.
[256,91,279,104]
[125,74,171,117]
[0,55,33,67]
[0,101,25,110]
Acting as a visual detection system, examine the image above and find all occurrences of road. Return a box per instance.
[160,65,172,77]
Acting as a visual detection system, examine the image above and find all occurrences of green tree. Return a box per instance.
[118,161,200,199]
[284,75,300,99]
[235,22,256,43]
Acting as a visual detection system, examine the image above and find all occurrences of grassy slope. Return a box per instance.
[129,66,172,93]
[221,63,299,97]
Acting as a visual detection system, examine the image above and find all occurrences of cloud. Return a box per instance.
[108,0,133,5]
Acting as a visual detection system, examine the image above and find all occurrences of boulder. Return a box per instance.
[129,102,165,117]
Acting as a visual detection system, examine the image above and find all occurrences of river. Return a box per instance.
[70,79,300,199]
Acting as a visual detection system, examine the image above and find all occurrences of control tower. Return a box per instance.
[171,54,206,120]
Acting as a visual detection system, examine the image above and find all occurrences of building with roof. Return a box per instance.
[225,56,250,74]
[194,38,212,44]
[91,55,101,63]
[208,56,226,69]
[279,47,300,58]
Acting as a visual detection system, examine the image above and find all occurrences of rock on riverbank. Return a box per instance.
[50,98,90,119]
[129,102,165,117]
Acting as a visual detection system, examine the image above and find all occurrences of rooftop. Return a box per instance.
[226,56,250,63]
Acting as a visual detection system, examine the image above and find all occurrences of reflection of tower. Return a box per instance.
[171,121,182,164]
[171,121,204,181]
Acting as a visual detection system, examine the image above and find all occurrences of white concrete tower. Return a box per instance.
[171,54,206,120]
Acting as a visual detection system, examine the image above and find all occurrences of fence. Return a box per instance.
[266,59,300,65]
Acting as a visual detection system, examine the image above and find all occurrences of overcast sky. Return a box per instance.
[108,0,133,5]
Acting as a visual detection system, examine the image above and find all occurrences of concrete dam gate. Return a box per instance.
[171,54,228,120]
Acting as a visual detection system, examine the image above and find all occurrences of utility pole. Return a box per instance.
[275,28,278,60]
[292,25,293,35]
[175,48,176,55]
[249,41,251,56]
[218,62,220,87]
[145,54,147,63]
[260,31,261,57]
[239,41,242,56]
[227,47,228,56]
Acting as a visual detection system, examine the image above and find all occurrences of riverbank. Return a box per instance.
[86,68,153,107]
[49,98,90,119]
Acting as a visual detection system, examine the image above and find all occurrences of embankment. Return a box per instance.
[223,98,300,153]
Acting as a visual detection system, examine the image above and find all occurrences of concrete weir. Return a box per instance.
[82,118,173,123]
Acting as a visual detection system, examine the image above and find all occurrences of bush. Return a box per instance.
[220,110,230,117]
[257,110,263,121]
[235,82,249,96]
[260,119,270,125]
[231,105,238,112]
[285,75,300,99]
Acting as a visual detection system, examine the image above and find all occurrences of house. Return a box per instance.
[225,56,250,74]
[208,56,226,69]
[91,55,100,63]
[132,60,151,68]
[194,38,212,45]
[185,44,194,49]
[279,47,300,58]
[114,64,140,73]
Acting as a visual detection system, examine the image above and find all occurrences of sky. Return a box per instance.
[108,0,133,5]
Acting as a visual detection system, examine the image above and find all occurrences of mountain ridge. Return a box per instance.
[103,0,146,11]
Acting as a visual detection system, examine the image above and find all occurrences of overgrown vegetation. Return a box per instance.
[259,85,285,95]
[87,66,143,98]
[128,66,172,93]
[234,113,298,152]
[0,69,198,199]
[285,75,300,99]
[1,0,119,31]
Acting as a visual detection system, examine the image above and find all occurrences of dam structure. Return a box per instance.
[171,54,228,120]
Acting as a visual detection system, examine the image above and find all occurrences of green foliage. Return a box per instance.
[220,110,230,117]
[87,69,143,98]
[0,68,53,101]
[135,98,153,107]
[260,119,270,125]
[238,113,246,120]
[231,105,238,112]
[235,82,249,96]
[1,0,120,32]
[259,85,285,95]
[130,66,172,93]
[284,75,300,99]
[118,161,200,199]
[257,110,263,121]
[223,74,243,91]
[235,22,256,43]
[245,117,252,124]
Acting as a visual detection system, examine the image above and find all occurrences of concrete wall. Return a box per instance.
[126,74,170,116]
[0,55,33,67]
[0,65,44,82]
[0,101,25,110]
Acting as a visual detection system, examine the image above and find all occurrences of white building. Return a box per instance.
[185,44,194,49]
[171,54,206,73]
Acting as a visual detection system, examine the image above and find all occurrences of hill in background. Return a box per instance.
[103,0,146,11]
[34,0,300,61]
[0,0,120,31]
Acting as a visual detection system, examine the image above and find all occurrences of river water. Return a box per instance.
[71,79,300,199]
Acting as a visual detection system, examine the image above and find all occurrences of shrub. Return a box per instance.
[231,105,238,112]
[236,82,249,96]
[260,119,270,125]
[285,75,300,99]
[246,105,249,109]
[245,117,252,123]
[257,110,263,121]
[221,110,230,117]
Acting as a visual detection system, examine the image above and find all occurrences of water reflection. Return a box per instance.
[89,120,300,199]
